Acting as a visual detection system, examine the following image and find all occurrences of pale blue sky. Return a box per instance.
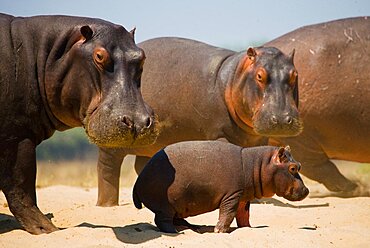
[1,0,369,49]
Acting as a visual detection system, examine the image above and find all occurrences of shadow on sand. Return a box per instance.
[78,222,179,244]
[0,213,22,234]
[253,198,330,208]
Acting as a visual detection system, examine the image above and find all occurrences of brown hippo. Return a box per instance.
[97,37,301,206]
[133,141,309,233]
[265,16,370,193]
[0,13,158,234]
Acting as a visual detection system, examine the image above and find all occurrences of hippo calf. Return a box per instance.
[0,13,157,234]
[133,141,309,233]
[98,37,301,206]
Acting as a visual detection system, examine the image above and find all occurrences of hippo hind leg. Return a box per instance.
[154,210,177,233]
[301,156,357,192]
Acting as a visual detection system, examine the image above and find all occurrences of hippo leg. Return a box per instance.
[134,156,150,175]
[1,139,58,234]
[154,209,177,233]
[236,201,251,227]
[97,147,125,207]
[214,194,240,233]
[276,137,358,192]
[301,158,358,192]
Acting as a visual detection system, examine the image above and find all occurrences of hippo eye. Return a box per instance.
[255,68,267,87]
[93,47,112,71]
[288,164,298,174]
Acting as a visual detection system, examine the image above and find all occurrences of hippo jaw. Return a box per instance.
[225,47,303,137]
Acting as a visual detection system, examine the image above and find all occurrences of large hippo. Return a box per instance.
[97,37,301,206]
[265,16,370,193]
[133,141,309,233]
[0,13,157,234]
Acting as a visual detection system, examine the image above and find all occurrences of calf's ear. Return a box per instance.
[273,147,285,164]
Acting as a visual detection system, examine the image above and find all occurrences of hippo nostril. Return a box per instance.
[270,115,278,125]
[144,116,153,129]
[285,116,293,125]
[122,115,134,129]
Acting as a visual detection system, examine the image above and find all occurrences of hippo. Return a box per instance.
[133,141,309,233]
[264,16,370,193]
[0,13,158,234]
[97,37,301,206]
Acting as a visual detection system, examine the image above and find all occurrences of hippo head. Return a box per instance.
[262,146,309,201]
[271,146,309,201]
[44,23,158,147]
[225,47,303,137]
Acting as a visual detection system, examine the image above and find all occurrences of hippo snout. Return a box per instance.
[254,111,303,137]
[285,183,309,201]
[270,114,293,126]
[86,107,158,148]
[119,114,154,135]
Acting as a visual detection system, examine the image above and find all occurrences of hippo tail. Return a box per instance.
[132,186,143,209]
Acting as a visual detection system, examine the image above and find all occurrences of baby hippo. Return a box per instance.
[133,141,309,233]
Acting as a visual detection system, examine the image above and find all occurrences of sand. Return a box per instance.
[1,177,369,248]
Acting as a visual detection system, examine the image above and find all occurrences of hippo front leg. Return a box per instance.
[236,201,251,227]
[1,139,58,234]
[97,147,125,206]
[134,156,150,175]
[214,193,241,233]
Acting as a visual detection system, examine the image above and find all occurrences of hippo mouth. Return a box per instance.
[252,114,303,137]
[280,186,309,201]
[84,113,159,148]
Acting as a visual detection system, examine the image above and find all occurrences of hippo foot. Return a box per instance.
[323,178,358,193]
[154,214,177,233]
[214,225,230,233]
[21,216,59,235]
[173,218,202,232]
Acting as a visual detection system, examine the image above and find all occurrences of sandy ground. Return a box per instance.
[0,161,369,248]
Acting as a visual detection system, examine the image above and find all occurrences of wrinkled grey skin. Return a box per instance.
[133,141,309,233]
[265,16,370,193]
[0,13,157,234]
[97,37,301,206]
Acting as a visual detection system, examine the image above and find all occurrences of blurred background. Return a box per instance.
[1,0,369,188]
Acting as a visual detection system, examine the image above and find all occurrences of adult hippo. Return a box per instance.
[0,13,157,234]
[265,16,370,193]
[97,37,301,206]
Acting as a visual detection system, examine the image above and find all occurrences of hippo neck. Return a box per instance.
[218,52,257,136]
[36,24,87,131]
[241,147,275,200]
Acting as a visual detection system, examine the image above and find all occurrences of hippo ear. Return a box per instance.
[247,47,257,61]
[129,27,136,40]
[274,147,285,163]
[80,25,93,41]
[284,145,291,152]
[289,49,295,63]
